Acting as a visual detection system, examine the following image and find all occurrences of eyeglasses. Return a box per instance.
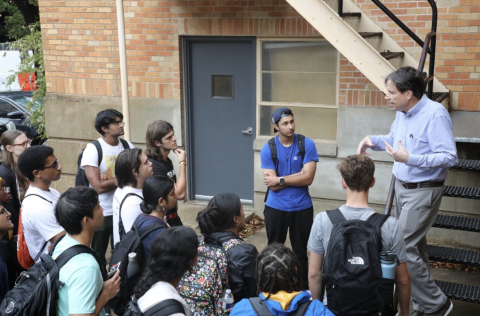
[0,186,10,193]
[12,140,31,148]
[111,120,125,126]
[41,159,60,170]
[0,208,9,216]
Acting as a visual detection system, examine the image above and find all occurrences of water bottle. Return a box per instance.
[380,251,397,280]
[127,252,141,278]
[221,289,234,310]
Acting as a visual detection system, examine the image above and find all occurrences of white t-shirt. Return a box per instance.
[112,186,143,245]
[22,186,64,261]
[138,281,189,316]
[80,137,133,216]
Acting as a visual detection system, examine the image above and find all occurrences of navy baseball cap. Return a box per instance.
[271,107,293,133]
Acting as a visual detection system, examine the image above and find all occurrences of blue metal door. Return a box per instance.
[185,37,256,203]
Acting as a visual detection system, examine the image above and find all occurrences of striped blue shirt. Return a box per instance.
[370,96,458,183]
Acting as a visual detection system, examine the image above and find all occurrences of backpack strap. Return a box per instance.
[142,298,186,316]
[118,193,143,240]
[366,213,390,228]
[132,215,169,240]
[119,138,130,150]
[264,137,278,203]
[249,297,273,316]
[291,300,312,316]
[23,194,52,262]
[325,209,346,225]
[297,134,306,161]
[92,140,103,166]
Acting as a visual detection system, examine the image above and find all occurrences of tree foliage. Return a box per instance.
[0,0,38,41]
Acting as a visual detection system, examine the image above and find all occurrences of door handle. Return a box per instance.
[241,127,253,135]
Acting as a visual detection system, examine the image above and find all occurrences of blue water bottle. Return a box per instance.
[380,251,397,279]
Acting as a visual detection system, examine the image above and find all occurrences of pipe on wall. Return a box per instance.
[115,0,131,141]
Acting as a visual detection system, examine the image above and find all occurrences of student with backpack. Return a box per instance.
[80,109,134,269]
[307,155,410,316]
[261,107,318,290]
[112,148,153,245]
[230,244,334,316]
[53,186,121,316]
[125,226,197,316]
[18,146,66,264]
[178,193,258,315]
[0,204,14,302]
[107,176,173,315]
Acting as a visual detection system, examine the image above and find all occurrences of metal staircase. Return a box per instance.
[285,0,480,307]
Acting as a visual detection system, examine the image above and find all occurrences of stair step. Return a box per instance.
[432,215,480,232]
[380,51,404,60]
[451,111,480,143]
[431,92,449,103]
[359,32,383,39]
[427,245,480,265]
[436,280,480,304]
[444,185,480,199]
[451,159,480,172]
[342,12,361,18]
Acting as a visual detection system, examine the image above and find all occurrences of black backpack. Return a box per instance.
[108,215,168,315]
[264,134,305,202]
[123,296,185,316]
[0,234,105,316]
[249,297,311,316]
[75,138,129,187]
[322,209,394,316]
[118,193,143,241]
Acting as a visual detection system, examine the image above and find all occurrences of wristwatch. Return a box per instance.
[279,177,285,186]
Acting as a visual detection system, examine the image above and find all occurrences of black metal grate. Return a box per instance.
[427,245,480,266]
[436,280,480,304]
[359,32,383,39]
[433,215,480,232]
[380,51,404,60]
[451,159,480,172]
[444,185,480,199]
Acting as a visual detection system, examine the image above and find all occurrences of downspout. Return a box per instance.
[115,0,131,141]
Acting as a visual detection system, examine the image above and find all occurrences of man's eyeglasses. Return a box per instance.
[0,208,9,216]
[41,159,60,170]
[12,140,31,148]
[111,120,125,126]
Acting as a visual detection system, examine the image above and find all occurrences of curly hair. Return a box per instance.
[196,193,241,235]
[17,145,54,182]
[255,243,302,299]
[134,226,198,298]
[336,154,375,192]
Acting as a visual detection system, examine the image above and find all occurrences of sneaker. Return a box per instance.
[410,310,425,316]
[425,299,453,316]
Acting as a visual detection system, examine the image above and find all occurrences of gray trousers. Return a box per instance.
[394,180,447,313]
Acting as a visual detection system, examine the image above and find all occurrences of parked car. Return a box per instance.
[0,117,16,140]
[0,91,46,145]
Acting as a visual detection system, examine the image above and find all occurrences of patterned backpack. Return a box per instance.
[177,236,243,316]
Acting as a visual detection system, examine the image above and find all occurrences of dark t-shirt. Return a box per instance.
[137,214,168,262]
[0,163,20,232]
[148,158,183,227]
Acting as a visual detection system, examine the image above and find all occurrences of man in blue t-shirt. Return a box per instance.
[261,107,319,289]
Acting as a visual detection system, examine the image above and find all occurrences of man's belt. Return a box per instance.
[399,180,445,189]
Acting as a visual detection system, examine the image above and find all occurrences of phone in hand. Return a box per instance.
[107,262,121,279]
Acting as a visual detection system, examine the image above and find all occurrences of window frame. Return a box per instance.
[256,37,340,141]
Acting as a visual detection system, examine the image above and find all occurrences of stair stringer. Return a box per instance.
[286,0,449,95]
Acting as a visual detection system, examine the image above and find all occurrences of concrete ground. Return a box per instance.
[178,201,480,315]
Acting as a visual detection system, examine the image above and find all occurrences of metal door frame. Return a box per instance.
[183,36,256,201]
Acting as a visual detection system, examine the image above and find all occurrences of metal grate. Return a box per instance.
[359,32,383,39]
[451,111,480,143]
[436,280,480,304]
[451,159,480,172]
[380,51,404,60]
[432,215,480,232]
[427,245,480,266]
[444,185,480,199]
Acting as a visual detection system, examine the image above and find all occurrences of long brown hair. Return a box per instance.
[145,120,173,161]
[1,130,29,191]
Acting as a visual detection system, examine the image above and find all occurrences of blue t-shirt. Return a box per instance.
[260,134,318,212]
[52,235,105,316]
[137,214,168,262]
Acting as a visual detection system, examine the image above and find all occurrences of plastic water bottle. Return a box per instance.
[380,251,397,279]
[221,289,234,310]
[127,252,141,278]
